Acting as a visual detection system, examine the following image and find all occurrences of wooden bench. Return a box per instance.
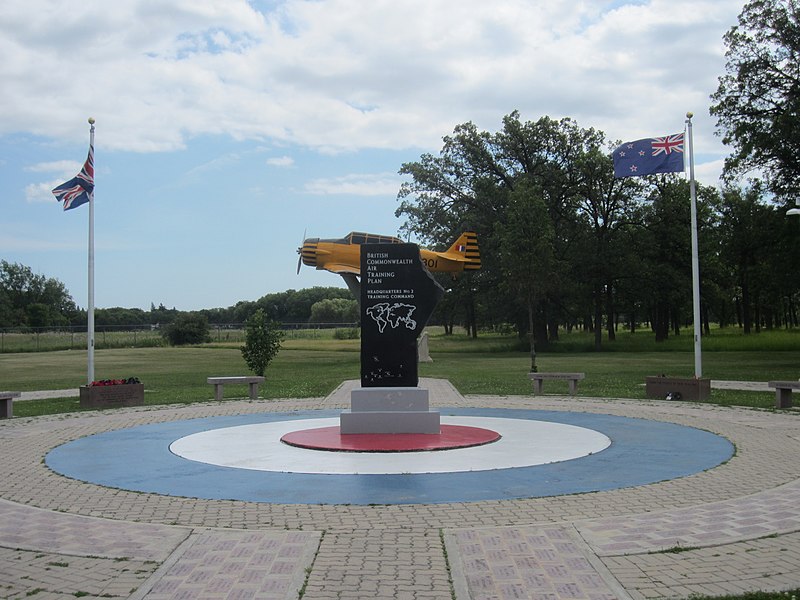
[768,380,800,409]
[207,376,265,401]
[528,372,585,396]
[1,391,21,419]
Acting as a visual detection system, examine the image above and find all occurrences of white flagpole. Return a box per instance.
[686,112,702,378]
[87,117,96,384]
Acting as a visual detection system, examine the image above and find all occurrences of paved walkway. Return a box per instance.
[1,380,799,599]
[12,379,782,401]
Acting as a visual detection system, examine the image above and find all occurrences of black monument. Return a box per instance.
[360,243,444,387]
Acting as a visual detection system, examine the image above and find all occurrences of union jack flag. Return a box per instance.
[613,132,685,178]
[52,143,94,210]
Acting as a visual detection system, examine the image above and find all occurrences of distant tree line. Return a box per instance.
[0,261,358,330]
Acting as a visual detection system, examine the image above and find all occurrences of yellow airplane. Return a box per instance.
[297,231,481,277]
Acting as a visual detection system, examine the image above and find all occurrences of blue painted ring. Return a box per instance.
[46,408,733,505]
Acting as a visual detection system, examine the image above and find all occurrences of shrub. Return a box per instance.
[161,313,211,346]
[241,309,284,376]
[333,327,360,340]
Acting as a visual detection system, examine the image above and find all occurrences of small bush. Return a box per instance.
[333,327,360,340]
[161,313,211,346]
[241,309,284,376]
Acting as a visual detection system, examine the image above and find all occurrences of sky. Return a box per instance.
[1,0,746,312]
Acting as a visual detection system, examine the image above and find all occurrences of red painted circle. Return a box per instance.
[281,424,501,453]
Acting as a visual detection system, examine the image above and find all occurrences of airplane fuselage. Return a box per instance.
[298,232,480,276]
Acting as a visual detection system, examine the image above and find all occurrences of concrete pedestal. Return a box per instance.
[340,387,440,434]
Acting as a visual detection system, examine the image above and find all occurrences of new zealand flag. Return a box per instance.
[52,143,94,210]
[613,133,684,178]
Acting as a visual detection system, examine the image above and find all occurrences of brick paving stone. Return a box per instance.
[446,525,633,600]
[575,478,800,556]
[0,545,159,599]
[133,529,320,600]
[599,531,800,599]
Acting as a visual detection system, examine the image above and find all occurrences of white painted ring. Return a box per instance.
[170,416,611,475]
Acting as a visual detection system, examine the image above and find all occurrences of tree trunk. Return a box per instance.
[527,297,537,372]
[754,291,762,333]
[593,284,602,351]
[464,294,478,339]
[655,302,669,342]
[547,314,560,342]
[741,274,752,334]
[605,282,616,342]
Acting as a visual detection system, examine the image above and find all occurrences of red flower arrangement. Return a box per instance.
[89,377,141,386]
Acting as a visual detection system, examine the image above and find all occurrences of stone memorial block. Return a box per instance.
[79,383,145,409]
[360,243,444,388]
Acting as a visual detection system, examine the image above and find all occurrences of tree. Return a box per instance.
[309,298,358,323]
[496,181,556,370]
[161,313,210,345]
[0,261,78,327]
[710,0,800,198]
[712,183,797,332]
[637,179,694,341]
[241,309,284,376]
[397,112,600,344]
[149,302,179,325]
[574,146,642,348]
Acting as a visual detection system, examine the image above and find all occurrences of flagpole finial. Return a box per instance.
[88,117,95,124]
[686,111,693,119]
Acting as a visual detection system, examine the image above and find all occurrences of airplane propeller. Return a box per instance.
[296,229,306,274]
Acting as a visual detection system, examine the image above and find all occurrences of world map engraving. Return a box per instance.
[365,302,417,333]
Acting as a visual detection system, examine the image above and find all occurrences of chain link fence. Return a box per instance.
[0,322,359,353]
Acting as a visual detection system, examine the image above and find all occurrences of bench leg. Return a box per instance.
[214,384,224,402]
[1,399,12,419]
[532,380,544,395]
[248,382,259,400]
[568,380,578,396]
[776,388,793,409]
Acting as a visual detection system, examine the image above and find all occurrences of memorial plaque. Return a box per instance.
[360,243,444,387]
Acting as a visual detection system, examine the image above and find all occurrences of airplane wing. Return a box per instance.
[322,263,361,275]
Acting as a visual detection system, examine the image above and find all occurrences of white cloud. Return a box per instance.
[22,159,80,202]
[694,158,725,188]
[266,155,294,167]
[305,173,402,196]
[25,160,82,174]
[0,0,744,160]
[24,180,63,203]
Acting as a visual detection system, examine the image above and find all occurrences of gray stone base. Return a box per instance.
[645,376,711,401]
[340,387,441,434]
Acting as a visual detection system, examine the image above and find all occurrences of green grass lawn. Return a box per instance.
[1,327,798,417]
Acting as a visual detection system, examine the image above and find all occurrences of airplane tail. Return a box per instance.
[447,232,481,271]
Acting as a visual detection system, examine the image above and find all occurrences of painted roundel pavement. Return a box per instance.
[46,408,733,505]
